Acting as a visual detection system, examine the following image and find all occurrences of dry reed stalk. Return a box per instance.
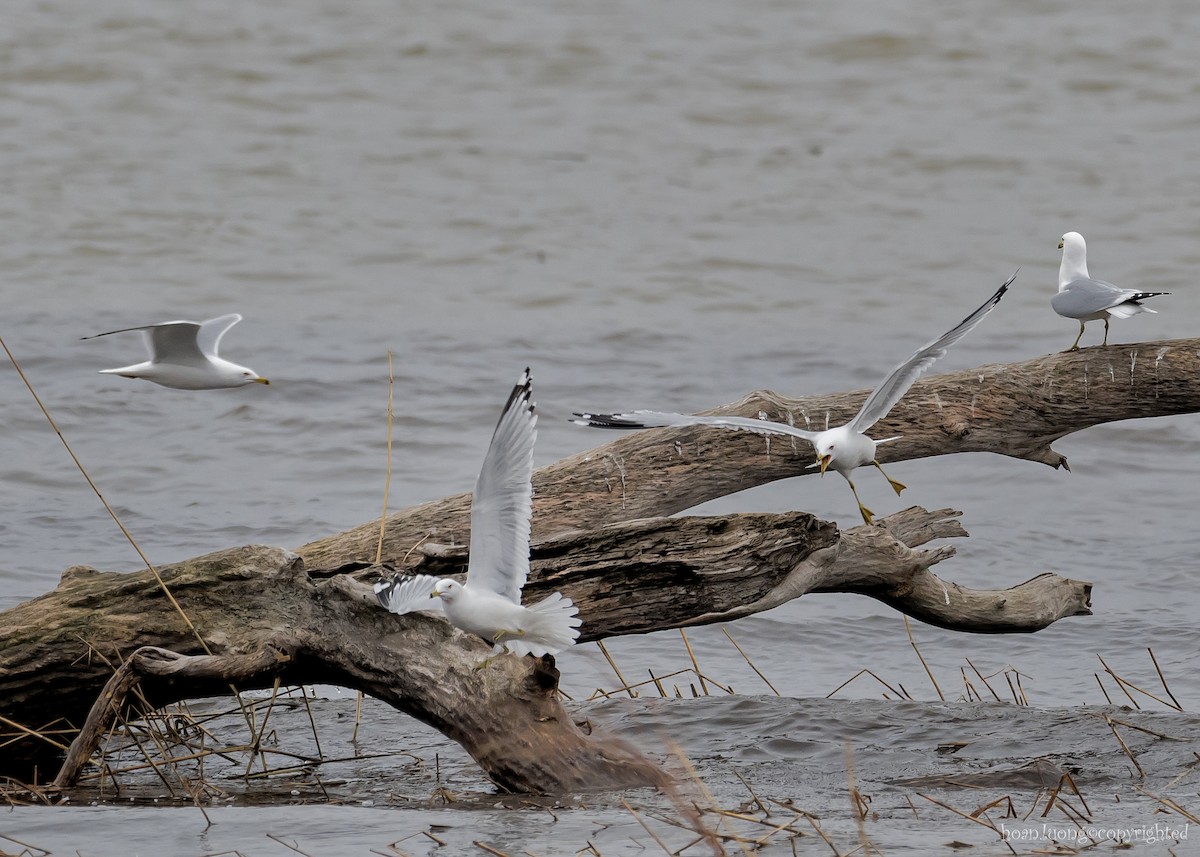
[1132,785,1200,825]
[826,669,909,701]
[4,337,269,774]
[298,688,325,760]
[964,658,1002,702]
[721,628,780,696]
[904,616,944,701]
[1001,672,1020,706]
[732,767,768,816]
[245,678,285,777]
[376,350,395,563]
[662,741,736,856]
[422,829,449,846]
[596,640,637,699]
[1096,656,1142,709]
[1012,668,1028,705]
[648,668,668,697]
[1146,647,1183,710]
[1093,673,1114,704]
[843,740,875,857]
[471,843,513,857]
[0,334,211,655]
[1098,652,1182,710]
[959,668,980,702]
[1103,716,1146,777]
[0,715,73,755]
[0,833,51,856]
[621,799,677,856]
[968,795,1016,819]
[267,833,318,857]
[916,793,1017,856]
[588,665,727,701]
[679,629,710,696]
[1039,771,1092,822]
[1102,716,1177,741]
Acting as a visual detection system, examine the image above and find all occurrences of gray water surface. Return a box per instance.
[3,0,1200,853]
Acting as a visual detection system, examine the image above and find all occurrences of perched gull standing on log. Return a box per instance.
[375,368,581,658]
[1052,231,1168,351]
[82,313,270,389]
[573,273,1016,526]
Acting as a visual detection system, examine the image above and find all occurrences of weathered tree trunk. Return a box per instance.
[4,339,1184,793]
[299,337,1200,570]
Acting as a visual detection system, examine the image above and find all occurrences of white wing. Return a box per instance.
[374,573,444,615]
[196,314,244,358]
[466,368,536,604]
[572,410,820,443]
[848,271,1015,433]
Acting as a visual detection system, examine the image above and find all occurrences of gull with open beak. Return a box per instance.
[573,272,1014,525]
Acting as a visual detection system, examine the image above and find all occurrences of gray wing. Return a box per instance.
[467,368,536,604]
[848,271,1015,433]
[374,573,444,615]
[196,314,244,358]
[1051,278,1152,319]
[143,322,208,364]
[81,319,198,355]
[572,410,820,442]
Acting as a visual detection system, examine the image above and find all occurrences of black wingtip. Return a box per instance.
[372,574,399,608]
[998,268,1019,296]
[569,412,647,430]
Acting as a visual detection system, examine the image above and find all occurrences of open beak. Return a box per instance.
[818,454,831,476]
[254,377,271,385]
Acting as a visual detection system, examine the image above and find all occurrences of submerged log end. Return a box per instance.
[475,658,669,793]
[1013,442,1070,471]
[884,569,1094,634]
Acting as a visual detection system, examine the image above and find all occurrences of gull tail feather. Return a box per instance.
[504,592,582,656]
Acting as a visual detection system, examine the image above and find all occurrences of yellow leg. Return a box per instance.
[845,477,875,526]
[873,460,906,496]
[474,628,525,670]
[1065,321,1085,352]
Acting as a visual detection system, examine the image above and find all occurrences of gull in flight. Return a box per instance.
[1052,232,1168,351]
[573,273,1015,525]
[375,368,581,659]
[82,313,270,389]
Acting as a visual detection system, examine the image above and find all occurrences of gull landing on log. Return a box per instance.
[574,272,1016,526]
[375,368,581,660]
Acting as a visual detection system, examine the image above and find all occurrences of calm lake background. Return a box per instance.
[3,0,1200,853]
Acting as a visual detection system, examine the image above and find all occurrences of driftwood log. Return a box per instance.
[4,339,1194,793]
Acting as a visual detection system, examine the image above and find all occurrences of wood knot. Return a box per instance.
[942,419,971,439]
[59,565,99,584]
[528,654,562,694]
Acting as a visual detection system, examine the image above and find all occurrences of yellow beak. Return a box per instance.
[818,454,831,476]
[254,377,271,385]
[1058,241,1064,249]
[430,590,442,599]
